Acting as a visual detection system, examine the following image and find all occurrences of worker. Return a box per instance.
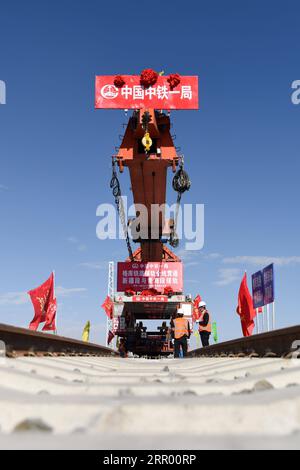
[196,301,212,347]
[172,308,191,358]
[118,338,128,358]
[135,321,143,338]
[165,325,172,350]
[158,321,168,337]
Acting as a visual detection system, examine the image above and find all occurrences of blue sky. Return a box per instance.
[0,0,299,346]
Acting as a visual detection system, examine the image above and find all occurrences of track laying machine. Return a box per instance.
[96,71,199,355]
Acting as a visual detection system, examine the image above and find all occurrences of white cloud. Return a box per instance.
[0,286,87,305]
[205,253,222,259]
[67,236,87,252]
[175,250,221,263]
[0,291,28,305]
[215,268,241,286]
[67,236,79,244]
[80,261,108,270]
[175,249,196,262]
[185,261,200,267]
[222,256,300,267]
[77,244,87,252]
[55,286,87,297]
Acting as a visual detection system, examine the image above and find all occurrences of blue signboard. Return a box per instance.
[263,263,275,305]
[252,270,264,308]
[252,264,275,307]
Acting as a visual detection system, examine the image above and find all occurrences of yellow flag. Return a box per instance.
[194,330,200,347]
[82,321,90,342]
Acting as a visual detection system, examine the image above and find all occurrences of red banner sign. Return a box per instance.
[117,262,183,293]
[95,75,198,110]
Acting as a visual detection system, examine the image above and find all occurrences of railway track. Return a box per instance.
[189,325,300,358]
[1,323,300,359]
[0,323,117,357]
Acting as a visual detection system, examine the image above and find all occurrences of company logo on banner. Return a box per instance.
[117,261,183,292]
[252,263,275,308]
[95,75,199,110]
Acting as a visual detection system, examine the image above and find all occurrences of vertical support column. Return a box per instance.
[262,306,265,333]
[106,261,115,348]
[272,301,276,331]
[108,261,115,298]
[267,303,270,332]
[256,309,260,334]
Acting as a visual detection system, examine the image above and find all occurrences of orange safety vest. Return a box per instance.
[174,317,189,339]
[198,311,212,333]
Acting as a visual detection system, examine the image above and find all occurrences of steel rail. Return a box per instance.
[189,325,300,358]
[1,323,299,359]
[0,323,117,357]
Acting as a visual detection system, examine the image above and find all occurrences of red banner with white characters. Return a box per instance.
[117,262,183,293]
[132,295,168,303]
[95,75,199,110]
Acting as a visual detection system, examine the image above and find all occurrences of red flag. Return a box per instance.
[28,273,56,331]
[192,294,202,322]
[236,273,256,337]
[42,298,57,331]
[101,295,114,319]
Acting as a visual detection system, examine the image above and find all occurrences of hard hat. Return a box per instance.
[199,301,207,308]
[177,308,184,314]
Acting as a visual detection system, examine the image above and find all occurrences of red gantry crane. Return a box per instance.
[96,71,199,356]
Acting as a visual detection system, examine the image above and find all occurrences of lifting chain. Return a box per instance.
[169,157,191,248]
[110,159,134,261]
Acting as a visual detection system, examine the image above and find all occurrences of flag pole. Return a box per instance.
[267,303,270,332]
[53,270,57,335]
[264,305,267,332]
[272,301,276,330]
